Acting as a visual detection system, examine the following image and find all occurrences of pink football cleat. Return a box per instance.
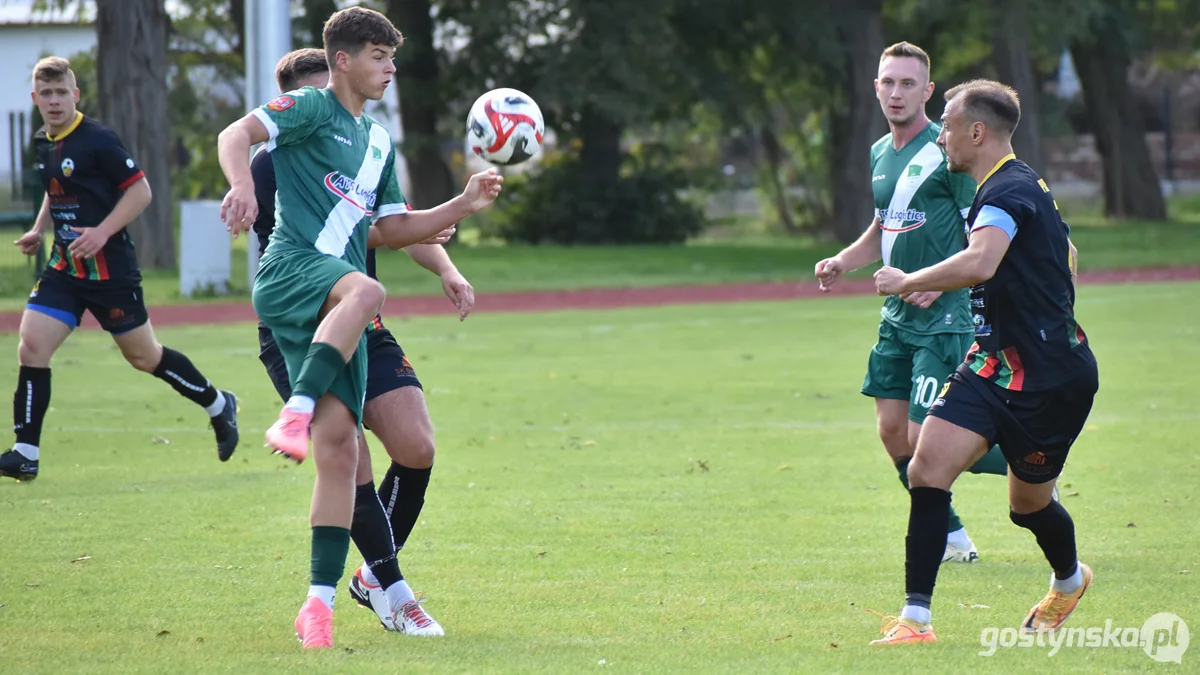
[265,407,312,463]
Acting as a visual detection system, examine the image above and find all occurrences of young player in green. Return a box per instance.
[814,42,1009,563]
[216,7,501,648]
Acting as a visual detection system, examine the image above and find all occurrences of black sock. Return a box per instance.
[13,366,51,447]
[896,457,964,533]
[379,462,432,550]
[1010,501,1078,579]
[152,347,219,408]
[905,487,952,608]
[350,481,403,588]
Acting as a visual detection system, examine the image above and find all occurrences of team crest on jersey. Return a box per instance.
[267,95,295,112]
[61,158,74,177]
[324,172,378,214]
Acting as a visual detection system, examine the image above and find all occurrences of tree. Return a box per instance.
[299,0,337,45]
[1069,2,1167,219]
[990,0,1045,175]
[386,0,457,210]
[96,0,176,268]
[827,0,886,243]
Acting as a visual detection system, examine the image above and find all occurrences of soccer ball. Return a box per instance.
[466,88,545,166]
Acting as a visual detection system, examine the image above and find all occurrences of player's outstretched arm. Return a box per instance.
[217,114,271,233]
[374,169,503,249]
[815,216,883,292]
[875,226,1011,296]
[68,178,152,259]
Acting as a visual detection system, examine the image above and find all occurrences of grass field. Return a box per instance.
[0,199,1198,312]
[0,282,1196,673]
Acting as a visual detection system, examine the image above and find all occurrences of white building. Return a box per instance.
[0,3,95,194]
[0,0,413,200]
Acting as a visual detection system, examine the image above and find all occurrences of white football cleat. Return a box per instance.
[943,539,979,563]
[393,597,445,637]
[347,566,399,631]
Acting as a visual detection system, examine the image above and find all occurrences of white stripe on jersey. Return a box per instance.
[315,123,392,259]
[880,142,945,267]
[250,109,281,151]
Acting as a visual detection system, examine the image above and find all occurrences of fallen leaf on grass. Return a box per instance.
[70,555,91,563]
[156,630,170,637]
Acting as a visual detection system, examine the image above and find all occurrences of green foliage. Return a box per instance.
[494,149,707,245]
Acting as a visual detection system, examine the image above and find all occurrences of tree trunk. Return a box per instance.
[758,124,799,233]
[1069,12,1167,219]
[575,103,623,245]
[96,0,176,268]
[828,0,885,244]
[387,0,456,211]
[991,0,1045,176]
[302,0,338,47]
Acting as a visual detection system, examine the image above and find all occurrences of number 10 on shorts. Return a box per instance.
[914,375,941,409]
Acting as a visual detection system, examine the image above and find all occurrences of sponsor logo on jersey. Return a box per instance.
[907,164,923,178]
[872,174,886,182]
[878,208,927,232]
[267,95,295,112]
[324,172,378,214]
[332,134,352,147]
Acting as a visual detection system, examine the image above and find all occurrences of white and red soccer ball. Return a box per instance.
[466,88,545,166]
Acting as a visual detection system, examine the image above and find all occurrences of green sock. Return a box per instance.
[896,457,964,533]
[293,342,346,402]
[967,445,1009,476]
[311,525,352,587]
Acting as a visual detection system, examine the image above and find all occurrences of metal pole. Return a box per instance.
[244,0,291,287]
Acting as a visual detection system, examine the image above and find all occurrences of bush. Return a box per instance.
[495,152,707,245]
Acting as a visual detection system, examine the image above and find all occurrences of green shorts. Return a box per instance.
[861,320,973,424]
[252,248,368,423]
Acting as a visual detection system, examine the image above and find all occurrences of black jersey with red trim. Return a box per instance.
[963,155,1095,392]
[34,113,144,282]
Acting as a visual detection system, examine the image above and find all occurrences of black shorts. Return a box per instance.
[929,362,1099,484]
[27,269,148,334]
[257,324,422,404]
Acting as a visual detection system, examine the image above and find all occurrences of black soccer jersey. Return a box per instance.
[963,155,1095,391]
[251,147,378,278]
[34,113,145,282]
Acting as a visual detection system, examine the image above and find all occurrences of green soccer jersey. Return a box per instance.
[871,122,977,335]
[251,86,409,273]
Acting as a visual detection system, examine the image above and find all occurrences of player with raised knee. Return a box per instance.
[870,79,1098,645]
[815,42,1010,563]
[217,7,501,648]
[251,47,473,637]
[1,56,239,481]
